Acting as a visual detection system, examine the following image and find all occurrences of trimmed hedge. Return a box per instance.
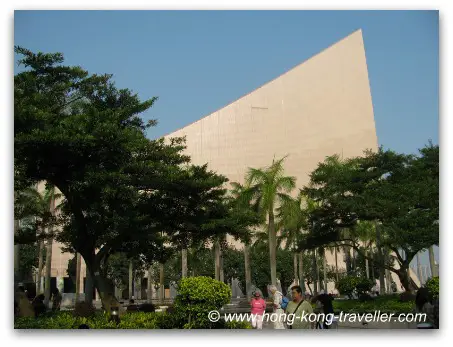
[333,294,414,314]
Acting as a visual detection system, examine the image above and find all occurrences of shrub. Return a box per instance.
[355,277,374,296]
[173,276,231,329]
[74,301,96,317]
[337,276,359,298]
[224,320,252,329]
[425,277,439,299]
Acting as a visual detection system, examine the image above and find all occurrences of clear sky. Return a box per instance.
[14,10,439,268]
[14,10,438,155]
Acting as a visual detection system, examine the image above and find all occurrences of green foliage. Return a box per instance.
[355,277,374,296]
[337,276,359,299]
[224,320,253,329]
[173,276,231,329]
[301,144,439,291]
[333,295,414,314]
[337,276,374,298]
[424,276,439,299]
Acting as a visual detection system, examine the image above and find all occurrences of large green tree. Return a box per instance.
[14,47,233,310]
[300,144,439,291]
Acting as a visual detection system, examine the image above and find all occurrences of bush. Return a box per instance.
[74,301,96,317]
[224,320,252,329]
[337,276,374,299]
[337,276,359,298]
[355,277,374,296]
[425,277,439,299]
[173,276,231,329]
[333,294,414,314]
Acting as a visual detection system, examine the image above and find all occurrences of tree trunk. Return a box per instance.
[375,224,385,295]
[365,248,370,279]
[85,269,94,304]
[313,249,318,295]
[128,260,133,299]
[323,249,327,293]
[428,246,437,277]
[293,252,298,284]
[343,245,351,274]
[36,240,44,294]
[44,237,53,308]
[268,209,277,285]
[147,265,153,301]
[159,262,165,302]
[44,187,55,308]
[214,240,221,281]
[244,244,251,299]
[14,220,20,286]
[75,253,82,303]
[298,251,304,293]
[181,248,188,278]
[219,250,224,283]
[334,246,339,283]
[416,253,423,285]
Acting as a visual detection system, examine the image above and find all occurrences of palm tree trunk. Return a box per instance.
[36,240,44,293]
[428,246,437,277]
[416,252,423,285]
[334,246,339,282]
[219,250,224,283]
[375,224,385,295]
[298,251,304,292]
[214,240,221,281]
[268,209,277,286]
[159,262,165,302]
[293,252,298,284]
[244,244,251,298]
[75,253,81,302]
[313,249,318,295]
[323,249,327,293]
[365,248,370,279]
[128,260,133,299]
[181,248,188,278]
[14,220,20,286]
[147,265,153,301]
[44,237,53,307]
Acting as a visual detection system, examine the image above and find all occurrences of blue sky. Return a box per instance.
[14,10,439,266]
[15,10,438,155]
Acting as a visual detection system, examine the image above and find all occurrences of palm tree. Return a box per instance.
[276,191,308,291]
[245,156,296,286]
[15,184,61,302]
[229,181,262,298]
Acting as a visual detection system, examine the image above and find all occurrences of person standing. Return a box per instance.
[250,290,266,329]
[269,285,286,329]
[286,285,314,329]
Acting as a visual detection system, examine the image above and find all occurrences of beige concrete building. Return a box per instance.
[36,29,403,297]
[163,29,404,293]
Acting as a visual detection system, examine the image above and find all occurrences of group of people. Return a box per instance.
[250,284,334,330]
[14,284,62,318]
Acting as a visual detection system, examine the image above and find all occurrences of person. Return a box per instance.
[269,284,286,329]
[52,288,62,311]
[32,294,46,317]
[250,290,266,329]
[286,286,314,329]
[314,293,334,329]
[415,287,436,328]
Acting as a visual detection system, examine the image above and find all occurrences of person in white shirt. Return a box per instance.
[269,285,286,329]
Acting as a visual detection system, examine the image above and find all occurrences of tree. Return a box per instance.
[244,157,296,285]
[300,144,439,291]
[14,47,235,311]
